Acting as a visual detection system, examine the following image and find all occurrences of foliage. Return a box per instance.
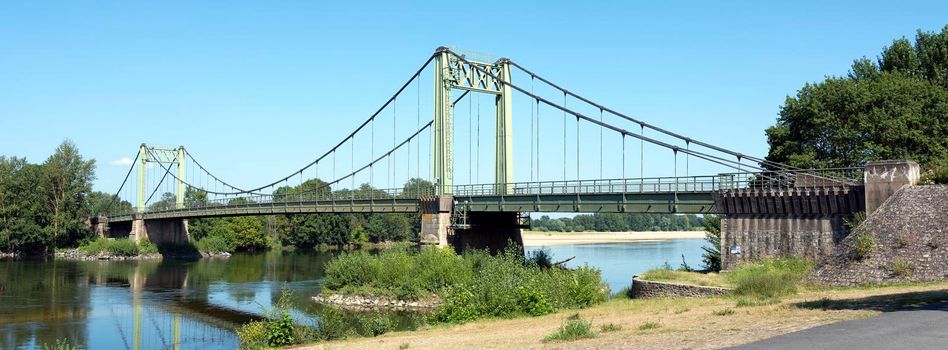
[921,157,948,184]
[543,315,596,343]
[525,248,554,268]
[701,214,722,272]
[79,238,154,256]
[195,235,233,254]
[766,26,948,170]
[893,257,915,278]
[854,233,876,260]
[354,314,396,337]
[728,258,813,299]
[323,245,608,324]
[235,321,268,350]
[236,286,321,349]
[315,306,352,341]
[41,339,77,350]
[844,212,868,230]
[531,213,704,232]
[0,141,96,255]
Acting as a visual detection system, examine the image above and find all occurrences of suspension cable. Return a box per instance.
[105,151,140,213]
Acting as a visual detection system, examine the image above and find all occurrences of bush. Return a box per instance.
[854,233,875,260]
[543,315,595,342]
[526,248,554,268]
[713,308,735,316]
[728,258,813,299]
[235,321,268,349]
[893,257,915,278]
[324,245,608,324]
[79,238,141,256]
[316,306,351,340]
[195,235,233,254]
[355,314,395,337]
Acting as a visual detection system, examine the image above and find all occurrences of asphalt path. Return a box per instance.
[728,301,948,350]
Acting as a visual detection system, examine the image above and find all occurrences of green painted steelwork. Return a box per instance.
[176,146,185,209]
[137,144,146,211]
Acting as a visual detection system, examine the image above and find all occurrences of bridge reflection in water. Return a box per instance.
[0,252,344,350]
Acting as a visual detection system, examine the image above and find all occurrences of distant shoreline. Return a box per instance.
[521,230,706,247]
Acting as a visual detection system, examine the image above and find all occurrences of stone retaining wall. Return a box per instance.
[630,276,732,299]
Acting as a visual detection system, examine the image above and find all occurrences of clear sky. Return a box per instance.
[2,1,946,198]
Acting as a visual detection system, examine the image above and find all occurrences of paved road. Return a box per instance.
[729,301,948,350]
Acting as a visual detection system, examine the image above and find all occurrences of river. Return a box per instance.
[0,238,706,349]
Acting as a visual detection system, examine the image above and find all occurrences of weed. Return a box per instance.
[638,321,661,330]
[735,296,781,307]
[844,212,867,230]
[713,308,736,316]
[893,258,915,278]
[543,316,596,342]
[673,307,690,314]
[729,257,813,298]
[600,323,622,332]
[854,233,875,260]
[399,343,410,349]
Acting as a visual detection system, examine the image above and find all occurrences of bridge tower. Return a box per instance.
[135,144,186,211]
[433,47,513,195]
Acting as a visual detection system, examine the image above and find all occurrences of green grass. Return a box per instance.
[728,257,813,299]
[854,233,875,260]
[713,308,735,316]
[600,323,622,332]
[78,238,157,256]
[639,268,730,288]
[543,315,596,342]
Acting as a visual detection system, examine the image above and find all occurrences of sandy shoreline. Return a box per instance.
[521,230,706,247]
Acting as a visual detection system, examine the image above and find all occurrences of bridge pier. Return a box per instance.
[105,213,190,245]
[419,196,524,253]
[717,160,919,269]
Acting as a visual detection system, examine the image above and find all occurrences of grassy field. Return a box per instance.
[295,280,948,350]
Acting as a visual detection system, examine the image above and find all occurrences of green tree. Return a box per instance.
[701,215,722,272]
[766,26,948,174]
[42,140,96,247]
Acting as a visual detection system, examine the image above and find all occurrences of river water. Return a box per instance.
[0,238,706,349]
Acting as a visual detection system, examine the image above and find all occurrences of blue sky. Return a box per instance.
[2,1,946,198]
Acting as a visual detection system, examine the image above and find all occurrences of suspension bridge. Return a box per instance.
[97,47,879,257]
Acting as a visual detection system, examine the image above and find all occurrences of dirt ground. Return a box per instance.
[295,281,948,350]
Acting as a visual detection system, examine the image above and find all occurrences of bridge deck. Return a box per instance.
[108,190,717,222]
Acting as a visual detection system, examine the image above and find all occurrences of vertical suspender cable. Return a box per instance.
[476,94,481,183]
[576,116,580,180]
[393,96,396,188]
[416,76,420,179]
[536,98,540,181]
[563,91,567,181]
[599,109,603,179]
[530,76,535,182]
[469,91,473,184]
[640,124,645,179]
[371,118,374,186]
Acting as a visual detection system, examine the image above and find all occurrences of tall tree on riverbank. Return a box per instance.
[765,26,948,183]
[43,140,96,246]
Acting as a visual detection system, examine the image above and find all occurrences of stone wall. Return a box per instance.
[810,185,948,286]
[721,215,850,269]
[630,276,731,299]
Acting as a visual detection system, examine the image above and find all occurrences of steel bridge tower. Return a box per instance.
[433,47,513,195]
[136,144,186,212]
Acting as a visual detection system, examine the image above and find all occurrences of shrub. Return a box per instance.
[543,315,595,342]
[235,321,268,349]
[854,233,875,260]
[638,321,661,330]
[728,258,813,299]
[893,258,915,278]
[845,212,868,230]
[515,283,557,316]
[316,306,352,341]
[79,238,140,256]
[713,308,735,316]
[525,248,554,268]
[138,240,159,254]
[195,235,233,254]
[355,314,395,337]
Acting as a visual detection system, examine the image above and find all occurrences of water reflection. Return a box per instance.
[0,240,706,349]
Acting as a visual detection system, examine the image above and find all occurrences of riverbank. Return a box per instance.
[522,230,706,247]
[296,280,948,349]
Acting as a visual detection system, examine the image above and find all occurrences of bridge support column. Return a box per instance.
[450,212,524,254]
[864,160,919,214]
[127,214,190,244]
[420,196,453,247]
[130,212,148,242]
[94,215,109,238]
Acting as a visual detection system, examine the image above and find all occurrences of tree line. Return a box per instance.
[530,213,705,232]
[766,25,948,183]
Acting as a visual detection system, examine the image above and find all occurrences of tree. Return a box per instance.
[766,26,948,175]
[42,140,96,247]
[701,215,722,272]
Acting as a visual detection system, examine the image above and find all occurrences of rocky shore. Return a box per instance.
[312,293,440,311]
[54,249,231,261]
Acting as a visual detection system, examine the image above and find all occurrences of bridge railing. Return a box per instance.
[452,176,724,197]
[717,167,863,191]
